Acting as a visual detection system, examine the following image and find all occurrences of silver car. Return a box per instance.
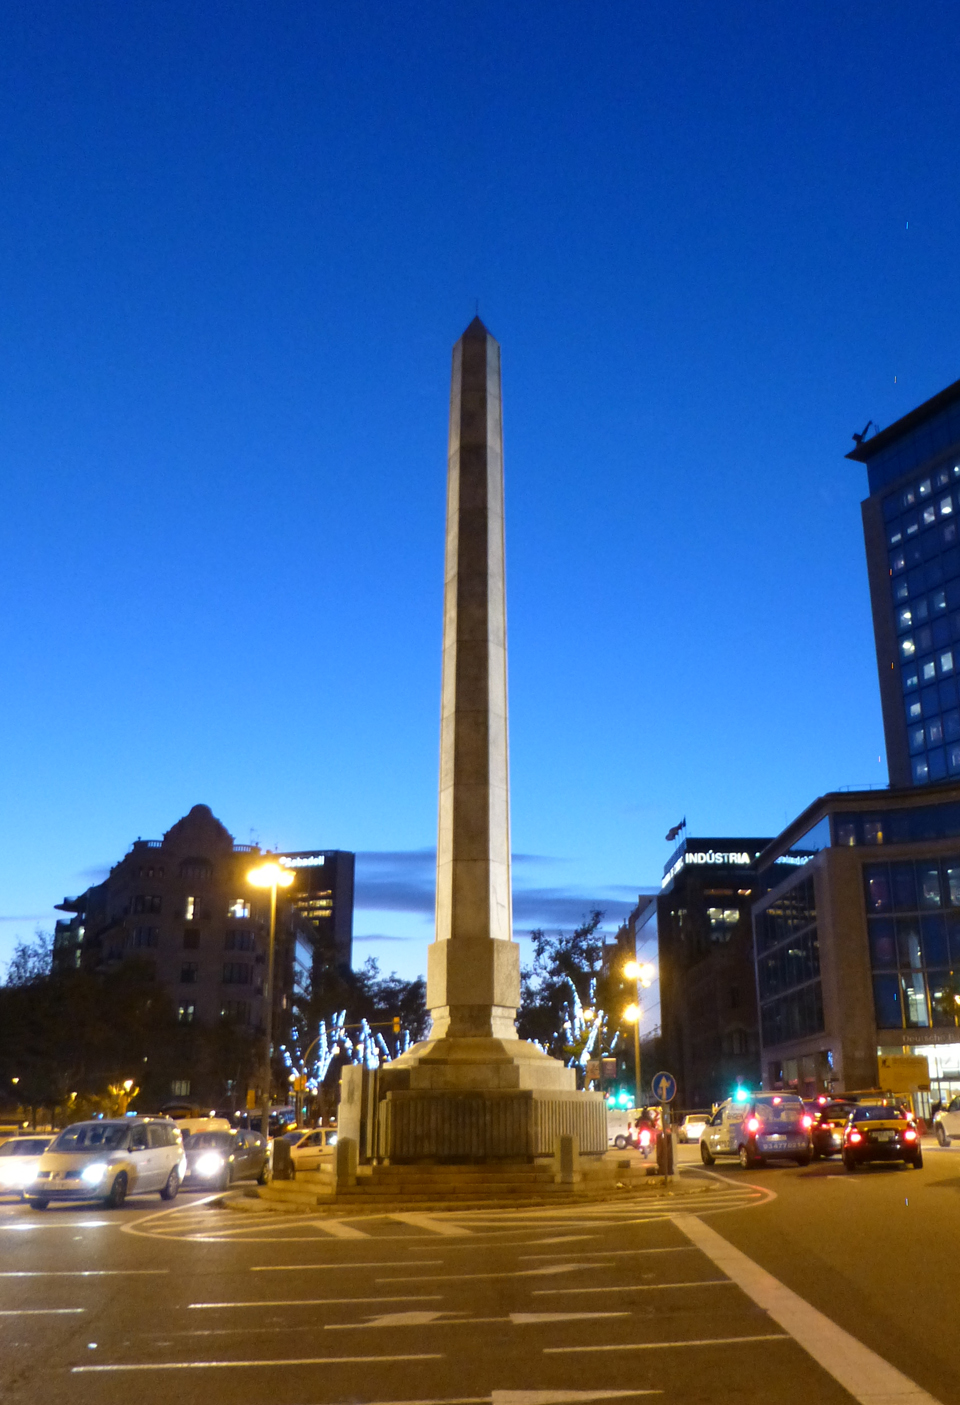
[0,1135,52,1197]
[26,1118,186,1209]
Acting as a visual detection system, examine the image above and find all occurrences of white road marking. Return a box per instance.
[252,1259,443,1272]
[311,1220,371,1239]
[0,1269,168,1277]
[510,1313,628,1325]
[0,1308,85,1316]
[73,1352,444,1372]
[546,1333,789,1354]
[533,1281,733,1295]
[377,1264,598,1283]
[492,1393,659,1403]
[189,1295,443,1309]
[672,1213,943,1405]
[390,1214,473,1236]
[519,1248,696,1261]
[0,1220,116,1230]
[331,1310,448,1328]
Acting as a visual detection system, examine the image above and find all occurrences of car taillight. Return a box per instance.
[801,1115,813,1129]
[903,1127,917,1141]
[746,1116,761,1134]
[848,1129,862,1144]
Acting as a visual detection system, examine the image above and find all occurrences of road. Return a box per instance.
[0,1141,957,1405]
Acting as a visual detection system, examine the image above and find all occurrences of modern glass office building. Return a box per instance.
[850,378,960,786]
[753,782,960,1108]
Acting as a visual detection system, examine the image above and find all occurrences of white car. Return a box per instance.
[289,1128,338,1172]
[678,1111,711,1144]
[26,1118,186,1209]
[0,1136,52,1196]
[933,1095,960,1145]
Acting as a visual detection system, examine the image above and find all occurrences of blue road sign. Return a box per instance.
[651,1071,677,1104]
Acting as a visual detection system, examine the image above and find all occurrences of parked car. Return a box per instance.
[0,1136,52,1196]
[183,1129,268,1189]
[700,1093,813,1169]
[933,1095,960,1145]
[677,1111,711,1144]
[288,1127,339,1172]
[25,1117,185,1209]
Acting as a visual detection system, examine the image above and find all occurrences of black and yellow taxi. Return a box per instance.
[842,1103,923,1172]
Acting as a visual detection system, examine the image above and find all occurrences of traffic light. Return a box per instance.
[392,1016,401,1034]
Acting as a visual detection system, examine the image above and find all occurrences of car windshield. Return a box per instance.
[821,1103,858,1121]
[187,1132,233,1150]
[754,1099,803,1124]
[50,1124,130,1153]
[853,1105,906,1122]
[0,1139,49,1156]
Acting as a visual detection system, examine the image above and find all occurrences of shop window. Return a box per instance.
[901,973,930,1027]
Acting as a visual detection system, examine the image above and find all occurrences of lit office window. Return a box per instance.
[901,637,917,658]
[227,899,250,919]
[185,896,196,921]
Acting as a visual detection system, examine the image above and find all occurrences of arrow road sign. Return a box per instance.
[651,1071,677,1104]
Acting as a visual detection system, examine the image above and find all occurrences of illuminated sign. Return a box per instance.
[662,848,759,888]
[278,854,326,869]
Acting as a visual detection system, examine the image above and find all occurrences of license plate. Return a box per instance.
[875,1131,894,1142]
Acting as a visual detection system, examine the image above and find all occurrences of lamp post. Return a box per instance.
[623,960,654,1106]
[247,860,295,1139]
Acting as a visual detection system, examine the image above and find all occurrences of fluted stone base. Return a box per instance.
[376,1036,607,1161]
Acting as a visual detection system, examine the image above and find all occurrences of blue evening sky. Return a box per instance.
[2,3,958,980]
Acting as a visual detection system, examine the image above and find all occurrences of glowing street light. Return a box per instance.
[248,860,295,1139]
[623,960,655,1105]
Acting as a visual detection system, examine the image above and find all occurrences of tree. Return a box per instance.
[518,910,624,1081]
[4,931,52,986]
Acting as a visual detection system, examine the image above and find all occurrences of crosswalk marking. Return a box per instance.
[391,1214,472,1236]
[312,1220,371,1239]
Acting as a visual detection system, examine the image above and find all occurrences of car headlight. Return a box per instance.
[81,1162,109,1184]
[195,1152,224,1177]
[0,1163,30,1187]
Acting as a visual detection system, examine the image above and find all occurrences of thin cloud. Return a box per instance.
[354,933,413,944]
[0,914,54,924]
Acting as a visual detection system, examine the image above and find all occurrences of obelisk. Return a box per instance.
[374,317,605,1162]
[428,317,519,1039]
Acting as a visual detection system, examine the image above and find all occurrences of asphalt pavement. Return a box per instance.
[0,1142,956,1405]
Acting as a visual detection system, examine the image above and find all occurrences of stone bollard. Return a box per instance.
[554,1133,580,1185]
[271,1136,294,1181]
[335,1135,358,1188]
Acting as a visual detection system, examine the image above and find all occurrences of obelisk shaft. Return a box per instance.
[426,318,520,1038]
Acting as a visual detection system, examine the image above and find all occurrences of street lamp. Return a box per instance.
[248,860,295,1139]
[623,959,654,1106]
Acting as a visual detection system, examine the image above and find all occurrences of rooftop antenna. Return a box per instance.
[852,420,873,446]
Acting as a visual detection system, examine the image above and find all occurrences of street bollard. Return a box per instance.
[335,1135,358,1188]
[554,1133,580,1185]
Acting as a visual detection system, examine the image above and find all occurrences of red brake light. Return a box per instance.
[746,1116,761,1133]
[903,1127,917,1141]
[801,1114,813,1129]
[772,1096,782,1105]
[848,1129,862,1144]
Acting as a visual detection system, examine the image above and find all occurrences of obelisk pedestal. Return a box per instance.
[376,318,605,1162]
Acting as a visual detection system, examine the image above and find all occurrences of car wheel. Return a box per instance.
[936,1124,949,1147]
[911,1152,923,1170]
[256,1162,269,1185]
[104,1173,127,1209]
[795,1154,811,1167]
[843,1152,858,1173]
[811,1147,821,1161]
[738,1143,757,1170]
[159,1168,180,1201]
[700,1142,715,1165]
[26,1198,48,1210]
[614,1135,627,1150]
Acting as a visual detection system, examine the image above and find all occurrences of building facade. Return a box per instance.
[52,806,355,1102]
[656,837,771,1108]
[752,782,960,1111]
[850,378,960,787]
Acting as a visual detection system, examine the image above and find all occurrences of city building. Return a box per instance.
[656,837,774,1108]
[850,377,960,787]
[52,805,355,1101]
[752,781,960,1112]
